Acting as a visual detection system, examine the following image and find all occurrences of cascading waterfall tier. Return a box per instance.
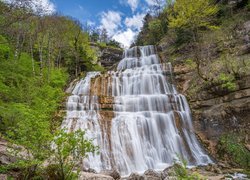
[63,45,212,176]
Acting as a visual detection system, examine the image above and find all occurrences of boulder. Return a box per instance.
[101,169,121,180]
[0,140,16,165]
[127,172,144,180]
[143,169,161,180]
[0,174,7,180]
[162,165,179,178]
[79,172,114,180]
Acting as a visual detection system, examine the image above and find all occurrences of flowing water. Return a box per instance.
[63,45,212,176]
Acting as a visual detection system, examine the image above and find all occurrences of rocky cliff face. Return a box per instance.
[173,64,250,158]
[158,20,250,163]
[90,43,123,69]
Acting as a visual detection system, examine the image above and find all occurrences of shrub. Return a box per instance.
[218,134,250,168]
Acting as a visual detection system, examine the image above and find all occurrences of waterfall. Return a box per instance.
[63,45,212,176]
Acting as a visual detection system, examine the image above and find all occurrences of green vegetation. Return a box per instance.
[218,134,250,168]
[171,156,204,180]
[47,129,98,180]
[0,1,100,178]
[136,0,250,91]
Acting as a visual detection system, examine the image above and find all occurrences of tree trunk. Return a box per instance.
[29,36,35,75]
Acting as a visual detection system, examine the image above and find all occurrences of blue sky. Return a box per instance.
[43,0,166,47]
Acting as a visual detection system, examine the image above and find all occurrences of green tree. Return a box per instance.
[49,129,99,180]
[148,19,164,44]
[168,0,218,81]
[168,0,218,41]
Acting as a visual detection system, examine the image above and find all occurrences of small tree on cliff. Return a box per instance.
[168,0,218,81]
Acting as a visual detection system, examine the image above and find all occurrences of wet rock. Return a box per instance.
[101,169,121,180]
[0,174,7,180]
[161,164,183,179]
[213,166,222,174]
[86,168,97,174]
[164,177,178,180]
[143,169,161,180]
[79,172,114,180]
[217,162,230,169]
[127,172,144,180]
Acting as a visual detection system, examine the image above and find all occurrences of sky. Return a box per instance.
[35,0,165,47]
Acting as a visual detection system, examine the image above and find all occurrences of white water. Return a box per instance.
[63,45,212,176]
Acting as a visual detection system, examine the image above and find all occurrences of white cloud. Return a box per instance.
[119,0,140,12]
[87,20,95,27]
[99,11,122,36]
[125,13,145,31]
[145,0,165,6]
[112,28,137,48]
[127,0,139,12]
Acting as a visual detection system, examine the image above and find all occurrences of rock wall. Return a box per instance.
[90,43,123,69]
[162,19,250,161]
[173,65,250,158]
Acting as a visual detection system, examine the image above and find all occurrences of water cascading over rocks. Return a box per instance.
[63,45,212,176]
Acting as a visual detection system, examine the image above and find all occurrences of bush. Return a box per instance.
[218,134,250,168]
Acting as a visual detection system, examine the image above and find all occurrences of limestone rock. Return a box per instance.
[0,174,7,180]
[0,139,16,165]
[127,173,144,180]
[101,170,121,180]
[143,169,161,180]
[161,165,178,179]
[79,172,114,180]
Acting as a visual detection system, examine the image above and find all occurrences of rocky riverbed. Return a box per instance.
[78,163,249,180]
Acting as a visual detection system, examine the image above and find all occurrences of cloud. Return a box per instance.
[99,11,122,36]
[127,0,139,12]
[125,13,145,31]
[145,0,165,6]
[112,28,137,48]
[119,0,139,12]
[87,20,95,27]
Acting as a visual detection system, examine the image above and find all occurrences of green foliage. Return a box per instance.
[217,73,236,91]
[247,0,250,10]
[173,155,204,180]
[0,45,68,178]
[0,35,10,60]
[148,19,164,43]
[50,129,99,180]
[168,0,219,32]
[218,134,250,168]
[184,58,196,69]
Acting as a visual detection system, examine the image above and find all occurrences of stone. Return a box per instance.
[86,168,97,174]
[0,139,17,165]
[79,172,114,180]
[0,174,7,180]
[127,173,144,180]
[164,176,178,180]
[162,165,181,178]
[143,169,161,180]
[101,169,121,180]
[213,166,222,174]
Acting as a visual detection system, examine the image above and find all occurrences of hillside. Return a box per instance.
[135,0,250,170]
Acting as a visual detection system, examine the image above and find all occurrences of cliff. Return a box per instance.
[90,43,123,70]
[158,17,250,167]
